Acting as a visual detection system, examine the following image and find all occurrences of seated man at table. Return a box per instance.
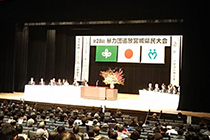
[49,79,56,86]
[57,79,63,86]
[73,79,79,86]
[63,79,70,86]
[153,83,160,92]
[83,79,88,86]
[39,78,45,85]
[148,83,153,91]
[28,77,35,85]
[160,83,167,93]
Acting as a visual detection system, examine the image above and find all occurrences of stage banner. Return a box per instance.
[95,46,117,62]
[117,44,140,63]
[91,36,170,46]
[141,45,165,64]
[170,36,181,86]
[82,36,91,82]
[74,36,83,81]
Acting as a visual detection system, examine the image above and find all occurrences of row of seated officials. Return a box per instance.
[0,101,210,140]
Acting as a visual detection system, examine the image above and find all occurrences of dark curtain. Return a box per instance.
[14,27,75,91]
[0,22,15,92]
[88,46,171,94]
[14,26,29,91]
[177,2,210,112]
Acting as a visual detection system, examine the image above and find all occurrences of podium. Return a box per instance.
[106,89,118,100]
[80,86,118,100]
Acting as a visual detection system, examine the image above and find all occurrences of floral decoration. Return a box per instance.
[100,67,125,86]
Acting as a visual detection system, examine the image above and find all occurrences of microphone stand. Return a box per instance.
[96,80,99,87]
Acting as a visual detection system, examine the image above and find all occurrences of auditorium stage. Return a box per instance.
[0,92,210,118]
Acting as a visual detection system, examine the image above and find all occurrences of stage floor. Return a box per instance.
[0,92,210,118]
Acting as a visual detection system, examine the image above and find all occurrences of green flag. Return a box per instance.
[95,46,117,62]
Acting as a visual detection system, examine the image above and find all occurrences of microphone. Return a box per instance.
[96,80,99,87]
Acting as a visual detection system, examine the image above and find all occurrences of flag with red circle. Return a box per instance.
[117,45,140,63]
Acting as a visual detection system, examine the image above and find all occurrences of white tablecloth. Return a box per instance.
[24,85,81,103]
[139,90,180,110]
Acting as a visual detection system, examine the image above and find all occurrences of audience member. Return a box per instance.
[16,124,28,140]
[100,123,109,135]
[49,130,59,140]
[87,130,95,140]
[68,118,75,128]
[55,131,76,140]
[174,129,185,139]
[57,126,66,134]
[153,127,163,140]
[1,100,210,140]
[73,125,82,140]
[130,130,140,140]
[203,125,210,137]
[27,118,35,127]
[108,130,118,140]
[36,128,49,139]
[116,124,128,139]
[93,126,102,140]
[0,124,17,140]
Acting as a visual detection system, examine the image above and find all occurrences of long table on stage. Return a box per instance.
[24,85,81,103]
[23,86,179,111]
[139,90,180,110]
[24,85,118,103]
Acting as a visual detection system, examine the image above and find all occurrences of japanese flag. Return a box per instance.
[117,45,140,63]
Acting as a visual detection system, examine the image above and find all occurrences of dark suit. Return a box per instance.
[28,81,35,85]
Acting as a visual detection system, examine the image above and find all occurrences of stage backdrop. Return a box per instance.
[74,35,182,94]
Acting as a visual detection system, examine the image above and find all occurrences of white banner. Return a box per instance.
[74,36,83,81]
[141,45,165,64]
[81,36,90,82]
[170,36,181,86]
[91,35,170,46]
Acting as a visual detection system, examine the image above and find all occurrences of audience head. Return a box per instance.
[16,124,23,134]
[93,126,100,136]
[108,130,118,140]
[88,130,95,138]
[49,131,59,140]
[55,132,76,140]
[57,126,65,134]
[38,121,45,129]
[68,118,75,127]
[0,124,17,140]
[36,128,48,139]
[27,118,35,127]
[117,124,124,132]
[73,125,79,134]
[177,129,184,136]
[130,130,140,140]
[101,123,109,132]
